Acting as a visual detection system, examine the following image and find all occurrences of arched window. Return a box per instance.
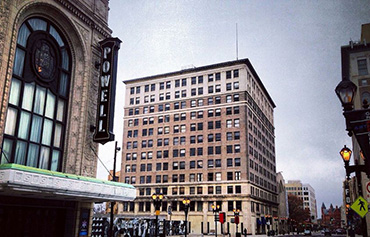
[1,17,71,171]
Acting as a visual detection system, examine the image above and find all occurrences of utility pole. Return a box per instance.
[110,141,121,237]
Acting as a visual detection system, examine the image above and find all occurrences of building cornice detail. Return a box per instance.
[54,0,111,38]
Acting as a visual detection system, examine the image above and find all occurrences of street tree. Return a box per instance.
[288,194,311,224]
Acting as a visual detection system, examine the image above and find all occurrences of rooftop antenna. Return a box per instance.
[236,23,239,60]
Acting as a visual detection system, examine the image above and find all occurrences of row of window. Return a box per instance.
[125,157,241,170]
[125,145,242,157]
[127,120,240,139]
[123,199,243,214]
[251,186,278,203]
[129,98,241,115]
[132,83,241,105]
[129,70,239,95]
[249,172,277,193]
[128,109,240,127]
[125,172,242,185]
[126,171,242,185]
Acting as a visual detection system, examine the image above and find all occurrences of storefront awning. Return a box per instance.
[0,164,136,202]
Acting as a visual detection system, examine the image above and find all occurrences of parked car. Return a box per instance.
[304,229,311,235]
[336,228,345,234]
[324,229,332,236]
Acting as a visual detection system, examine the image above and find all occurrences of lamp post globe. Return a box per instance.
[152,193,164,237]
[182,198,191,237]
[211,203,220,236]
[335,80,357,111]
[340,145,352,163]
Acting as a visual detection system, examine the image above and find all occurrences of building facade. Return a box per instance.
[0,1,135,236]
[321,203,342,229]
[276,172,289,234]
[285,180,318,223]
[340,22,370,235]
[119,59,278,235]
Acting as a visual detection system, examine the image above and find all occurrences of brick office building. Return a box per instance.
[119,59,278,235]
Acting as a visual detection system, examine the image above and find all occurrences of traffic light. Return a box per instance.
[219,212,225,224]
[235,216,240,225]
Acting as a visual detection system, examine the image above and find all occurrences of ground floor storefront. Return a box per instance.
[0,164,136,236]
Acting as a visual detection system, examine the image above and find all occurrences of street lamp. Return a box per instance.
[211,203,220,236]
[339,145,368,236]
[182,198,191,237]
[233,208,240,236]
[336,77,370,236]
[152,193,164,237]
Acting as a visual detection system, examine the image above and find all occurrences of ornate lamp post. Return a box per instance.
[233,208,240,236]
[152,193,164,237]
[211,203,220,236]
[336,78,370,237]
[182,198,191,237]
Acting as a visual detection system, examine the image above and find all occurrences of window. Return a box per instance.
[215,84,221,93]
[198,76,203,84]
[198,87,203,95]
[226,70,232,79]
[208,86,214,93]
[226,83,232,91]
[166,81,171,89]
[191,88,196,96]
[216,173,221,181]
[191,77,196,85]
[216,186,222,194]
[234,69,239,78]
[208,98,213,105]
[215,72,221,81]
[175,91,180,98]
[175,79,180,87]
[226,95,232,103]
[145,85,149,92]
[190,161,195,169]
[358,59,368,75]
[182,78,187,86]
[151,84,156,91]
[3,18,71,171]
[234,82,239,89]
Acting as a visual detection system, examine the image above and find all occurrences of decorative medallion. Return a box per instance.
[33,40,56,82]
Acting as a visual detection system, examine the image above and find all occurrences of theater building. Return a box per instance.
[0,1,135,236]
[120,59,278,235]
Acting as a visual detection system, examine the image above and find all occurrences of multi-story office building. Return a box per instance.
[120,59,278,235]
[285,180,317,223]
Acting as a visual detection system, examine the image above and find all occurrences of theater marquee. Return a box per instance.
[93,37,121,144]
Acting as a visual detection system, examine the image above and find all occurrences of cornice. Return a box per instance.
[54,0,112,38]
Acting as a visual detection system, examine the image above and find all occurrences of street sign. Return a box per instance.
[351,196,369,218]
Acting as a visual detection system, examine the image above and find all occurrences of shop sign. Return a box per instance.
[93,37,121,144]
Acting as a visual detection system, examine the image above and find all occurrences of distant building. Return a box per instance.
[285,180,318,223]
[321,203,342,229]
[276,172,289,234]
[119,58,278,235]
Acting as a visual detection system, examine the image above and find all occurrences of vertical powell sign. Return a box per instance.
[93,37,122,144]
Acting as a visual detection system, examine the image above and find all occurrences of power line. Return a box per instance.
[90,145,114,179]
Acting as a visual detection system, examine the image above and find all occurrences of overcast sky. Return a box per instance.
[97,0,370,215]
